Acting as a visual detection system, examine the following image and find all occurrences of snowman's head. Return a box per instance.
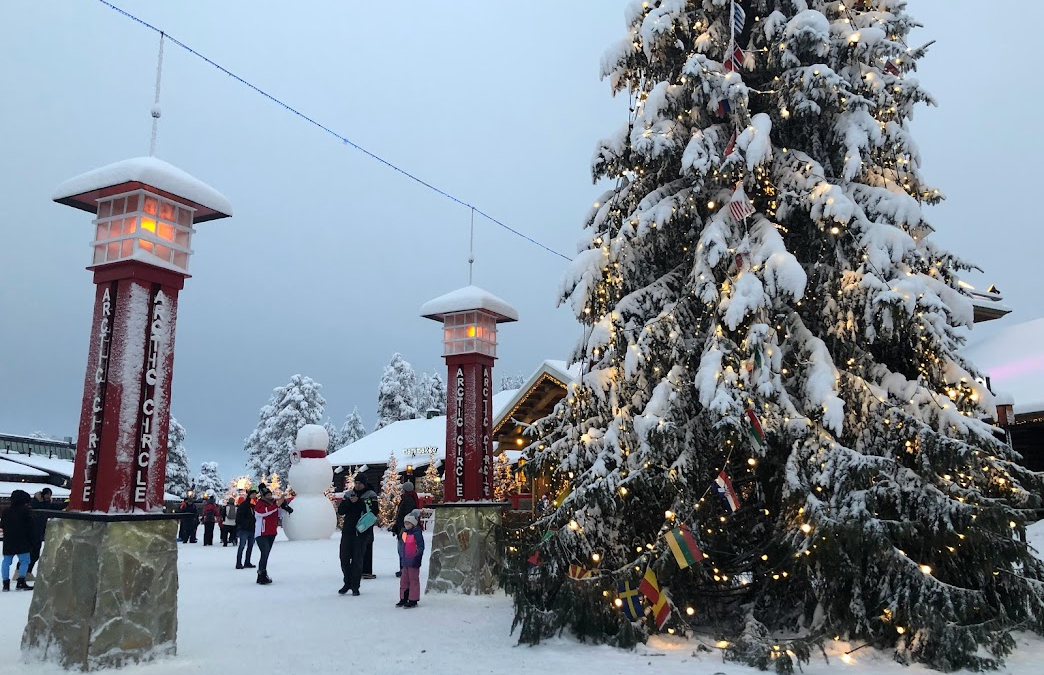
[295,424,329,453]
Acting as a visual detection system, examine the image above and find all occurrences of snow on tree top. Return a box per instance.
[419,285,519,322]
[962,316,1044,414]
[295,424,329,452]
[53,156,233,222]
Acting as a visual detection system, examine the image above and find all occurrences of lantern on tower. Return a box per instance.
[421,285,517,502]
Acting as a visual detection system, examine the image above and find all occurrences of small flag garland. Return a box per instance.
[666,524,704,569]
[618,579,643,621]
[639,566,661,604]
[728,183,756,221]
[714,471,742,514]
[732,2,746,36]
[568,563,594,580]
[743,407,766,449]
[723,44,745,72]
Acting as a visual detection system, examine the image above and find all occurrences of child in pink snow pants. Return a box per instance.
[397,512,424,608]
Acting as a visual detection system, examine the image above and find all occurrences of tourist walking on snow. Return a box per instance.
[220,497,238,547]
[253,484,292,585]
[2,489,37,591]
[396,511,424,608]
[235,488,257,569]
[27,487,63,579]
[337,476,378,596]
[201,496,220,546]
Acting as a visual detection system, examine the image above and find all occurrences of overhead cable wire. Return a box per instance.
[93,0,571,261]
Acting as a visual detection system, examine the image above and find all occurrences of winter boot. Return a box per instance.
[236,562,244,570]
[338,584,350,595]
[243,562,256,569]
[404,599,418,608]
[396,591,408,607]
[2,580,9,592]
[16,578,33,591]
[256,572,272,585]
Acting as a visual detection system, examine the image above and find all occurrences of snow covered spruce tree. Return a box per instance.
[416,371,448,416]
[379,452,402,526]
[507,1,1044,672]
[375,353,420,430]
[338,407,368,448]
[165,416,192,497]
[194,461,225,499]
[422,460,444,503]
[244,374,326,487]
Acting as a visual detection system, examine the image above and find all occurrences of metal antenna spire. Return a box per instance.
[149,32,165,156]
[468,207,476,285]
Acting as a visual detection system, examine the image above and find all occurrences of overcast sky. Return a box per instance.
[2,1,1041,481]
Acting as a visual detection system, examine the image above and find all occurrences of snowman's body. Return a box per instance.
[282,425,337,541]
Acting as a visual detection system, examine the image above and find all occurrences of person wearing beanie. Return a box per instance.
[392,478,421,578]
[337,478,379,595]
[2,490,37,591]
[396,511,425,607]
[252,485,293,585]
[235,488,258,569]
[201,495,221,546]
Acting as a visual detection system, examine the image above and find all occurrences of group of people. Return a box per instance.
[172,475,428,608]
[1,487,65,592]
[334,476,425,608]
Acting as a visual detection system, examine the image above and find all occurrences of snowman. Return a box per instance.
[282,424,337,540]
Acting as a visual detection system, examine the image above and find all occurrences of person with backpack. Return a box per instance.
[201,496,221,546]
[220,497,238,547]
[2,490,37,591]
[235,489,257,570]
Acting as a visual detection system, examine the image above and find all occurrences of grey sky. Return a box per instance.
[2,1,1040,481]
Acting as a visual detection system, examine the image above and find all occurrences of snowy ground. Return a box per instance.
[2,521,1043,675]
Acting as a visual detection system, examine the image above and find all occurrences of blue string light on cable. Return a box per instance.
[93,0,571,262]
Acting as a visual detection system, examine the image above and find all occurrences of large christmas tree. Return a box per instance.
[507,1,1044,672]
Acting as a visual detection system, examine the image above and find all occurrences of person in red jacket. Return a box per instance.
[252,483,292,585]
[201,496,221,546]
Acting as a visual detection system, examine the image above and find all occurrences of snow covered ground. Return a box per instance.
[1,521,1043,675]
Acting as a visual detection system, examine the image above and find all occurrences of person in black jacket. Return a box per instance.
[336,477,378,596]
[392,481,420,578]
[27,488,63,578]
[235,489,257,569]
[2,490,37,591]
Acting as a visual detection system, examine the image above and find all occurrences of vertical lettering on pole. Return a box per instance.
[82,282,117,507]
[454,366,465,499]
[134,286,165,508]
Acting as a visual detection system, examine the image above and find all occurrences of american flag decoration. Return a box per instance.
[723,45,746,72]
[732,2,746,36]
[714,471,742,514]
[728,183,756,221]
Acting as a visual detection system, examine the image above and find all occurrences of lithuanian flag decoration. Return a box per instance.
[666,524,704,569]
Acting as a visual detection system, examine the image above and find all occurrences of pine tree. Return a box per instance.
[194,461,225,500]
[379,452,402,526]
[422,460,443,503]
[416,371,448,416]
[506,2,1044,672]
[244,374,326,486]
[493,452,515,502]
[375,353,420,430]
[338,407,368,449]
[165,416,192,497]
[499,374,526,392]
[323,419,339,453]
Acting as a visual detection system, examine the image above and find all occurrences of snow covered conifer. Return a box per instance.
[422,460,443,503]
[323,420,339,453]
[379,452,402,526]
[244,374,326,486]
[416,371,447,416]
[194,461,225,499]
[375,353,420,430]
[165,416,192,497]
[507,2,1044,672]
[493,453,515,502]
[338,407,368,448]
[499,374,525,392]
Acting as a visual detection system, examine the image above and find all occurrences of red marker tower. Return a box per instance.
[54,157,232,512]
[421,286,517,502]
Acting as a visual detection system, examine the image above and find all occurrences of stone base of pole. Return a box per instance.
[425,502,506,595]
[22,513,180,671]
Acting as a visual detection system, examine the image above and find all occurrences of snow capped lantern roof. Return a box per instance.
[53,156,233,223]
[420,285,519,322]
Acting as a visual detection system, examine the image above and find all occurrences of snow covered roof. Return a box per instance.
[53,156,233,223]
[0,482,71,500]
[960,280,1012,323]
[0,454,76,477]
[492,360,578,436]
[327,389,518,468]
[0,457,47,477]
[419,285,519,322]
[962,317,1044,414]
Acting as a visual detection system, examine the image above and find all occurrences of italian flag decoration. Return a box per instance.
[743,408,766,449]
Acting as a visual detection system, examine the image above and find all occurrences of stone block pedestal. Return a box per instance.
[22,513,180,670]
[425,502,505,595]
